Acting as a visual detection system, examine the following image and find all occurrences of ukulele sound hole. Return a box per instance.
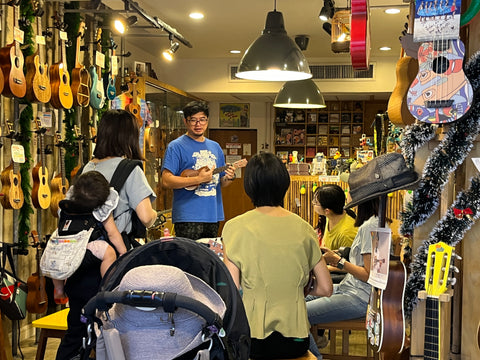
[14,57,20,68]
[432,56,449,74]
[62,74,68,84]
[39,65,45,75]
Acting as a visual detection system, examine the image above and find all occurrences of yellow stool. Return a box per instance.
[32,308,69,360]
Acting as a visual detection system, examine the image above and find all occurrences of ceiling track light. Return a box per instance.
[113,15,138,34]
[319,0,335,21]
[163,37,180,61]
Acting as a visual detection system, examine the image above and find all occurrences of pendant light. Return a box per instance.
[274,79,326,109]
[236,2,312,81]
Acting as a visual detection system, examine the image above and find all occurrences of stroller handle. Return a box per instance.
[83,290,223,330]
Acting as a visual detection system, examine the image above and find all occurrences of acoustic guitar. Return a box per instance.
[32,117,51,209]
[350,0,371,71]
[125,73,143,128]
[50,13,73,110]
[407,0,473,124]
[25,0,51,104]
[70,125,84,179]
[89,28,105,109]
[71,21,91,107]
[387,1,418,126]
[0,121,24,210]
[422,241,457,360]
[104,37,117,100]
[26,230,48,314]
[50,132,69,217]
[0,2,26,98]
[181,158,247,191]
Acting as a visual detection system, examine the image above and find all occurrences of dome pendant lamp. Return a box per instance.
[235,4,312,81]
[274,79,326,109]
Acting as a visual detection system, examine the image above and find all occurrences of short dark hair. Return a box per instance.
[315,184,346,215]
[72,171,110,212]
[183,101,209,119]
[93,109,143,160]
[354,198,379,227]
[243,152,290,207]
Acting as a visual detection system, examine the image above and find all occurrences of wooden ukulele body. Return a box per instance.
[25,51,51,103]
[71,66,91,107]
[32,163,51,209]
[50,175,69,217]
[50,61,73,109]
[0,162,24,210]
[0,42,26,98]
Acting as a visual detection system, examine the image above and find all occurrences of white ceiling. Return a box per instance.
[105,0,410,101]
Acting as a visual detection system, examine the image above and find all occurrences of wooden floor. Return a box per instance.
[14,328,370,359]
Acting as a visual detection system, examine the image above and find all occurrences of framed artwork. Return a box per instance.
[307,113,317,123]
[219,103,250,127]
[134,61,146,76]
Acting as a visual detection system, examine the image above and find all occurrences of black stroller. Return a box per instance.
[81,237,251,360]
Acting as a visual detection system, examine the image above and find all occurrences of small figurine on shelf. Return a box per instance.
[334,151,342,159]
[288,153,293,163]
[300,184,306,195]
[291,151,298,163]
[312,182,318,193]
[359,134,367,147]
[366,138,373,147]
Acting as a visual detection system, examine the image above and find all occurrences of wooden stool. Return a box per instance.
[32,308,69,360]
[311,318,378,360]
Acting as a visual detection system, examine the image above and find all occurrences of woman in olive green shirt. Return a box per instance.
[222,153,332,359]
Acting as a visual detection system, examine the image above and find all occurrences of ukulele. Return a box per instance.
[32,117,51,209]
[0,2,26,98]
[89,28,105,109]
[0,121,24,210]
[70,125,84,179]
[422,241,457,360]
[25,0,51,104]
[71,21,91,107]
[104,37,117,100]
[181,158,247,191]
[50,12,73,109]
[350,0,371,71]
[387,1,419,126]
[26,230,48,314]
[50,132,69,217]
[125,73,143,128]
[407,0,473,124]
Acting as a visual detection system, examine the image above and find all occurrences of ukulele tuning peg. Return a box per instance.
[448,277,457,286]
[453,252,462,261]
[65,39,73,48]
[19,17,30,28]
[452,266,460,273]
[34,7,44,17]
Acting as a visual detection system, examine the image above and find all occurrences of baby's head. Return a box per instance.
[72,171,110,212]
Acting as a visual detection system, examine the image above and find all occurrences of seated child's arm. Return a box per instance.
[103,214,127,256]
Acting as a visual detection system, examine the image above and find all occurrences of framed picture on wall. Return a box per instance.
[134,61,146,76]
[219,103,250,127]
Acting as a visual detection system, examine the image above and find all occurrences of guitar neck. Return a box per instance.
[59,146,66,186]
[424,297,440,360]
[213,165,229,175]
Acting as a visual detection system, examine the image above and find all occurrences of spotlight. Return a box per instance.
[162,40,180,61]
[113,15,138,34]
[319,0,335,21]
[322,22,332,36]
[295,35,309,51]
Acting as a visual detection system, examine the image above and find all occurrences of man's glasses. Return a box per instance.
[187,117,208,125]
[312,199,320,206]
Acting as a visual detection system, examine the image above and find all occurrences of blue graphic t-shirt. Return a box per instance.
[162,135,226,223]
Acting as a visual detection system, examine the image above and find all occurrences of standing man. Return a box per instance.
[161,101,236,240]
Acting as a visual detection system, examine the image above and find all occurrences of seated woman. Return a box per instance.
[307,197,379,350]
[222,152,333,360]
[313,184,358,283]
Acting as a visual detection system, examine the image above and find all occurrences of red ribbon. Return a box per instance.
[453,207,473,219]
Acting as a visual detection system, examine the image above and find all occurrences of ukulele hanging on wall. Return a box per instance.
[89,28,106,109]
[32,116,51,210]
[407,0,472,124]
[50,132,69,217]
[71,21,91,107]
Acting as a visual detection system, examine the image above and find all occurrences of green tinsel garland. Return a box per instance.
[15,0,36,249]
[403,50,480,316]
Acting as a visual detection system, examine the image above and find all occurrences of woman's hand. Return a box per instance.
[320,247,342,267]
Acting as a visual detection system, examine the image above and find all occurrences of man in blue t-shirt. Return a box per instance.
[161,101,236,239]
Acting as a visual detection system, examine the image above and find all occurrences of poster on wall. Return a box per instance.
[219,103,250,127]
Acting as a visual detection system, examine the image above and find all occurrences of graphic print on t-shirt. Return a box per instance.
[193,150,218,197]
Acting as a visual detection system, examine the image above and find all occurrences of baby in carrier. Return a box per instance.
[52,170,127,304]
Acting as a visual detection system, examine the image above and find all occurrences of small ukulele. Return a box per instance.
[0,121,24,210]
[71,21,91,107]
[32,117,51,209]
[104,37,117,100]
[70,125,84,179]
[181,158,247,191]
[25,0,51,104]
[50,12,73,109]
[26,230,48,314]
[50,132,69,217]
[89,28,105,109]
[125,73,143,128]
[0,2,26,98]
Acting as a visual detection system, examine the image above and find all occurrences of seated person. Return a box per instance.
[313,184,357,283]
[222,152,333,360]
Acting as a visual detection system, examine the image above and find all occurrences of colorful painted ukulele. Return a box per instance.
[407,0,473,124]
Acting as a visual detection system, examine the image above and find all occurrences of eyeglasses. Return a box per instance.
[187,117,208,125]
[312,199,320,206]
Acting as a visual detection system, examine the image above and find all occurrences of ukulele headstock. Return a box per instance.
[424,242,460,297]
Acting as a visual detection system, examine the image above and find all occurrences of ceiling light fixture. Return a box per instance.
[319,0,335,21]
[274,79,326,109]
[385,8,400,14]
[113,15,138,34]
[235,1,311,81]
[163,39,180,61]
[379,46,391,51]
[230,50,241,54]
[189,12,204,19]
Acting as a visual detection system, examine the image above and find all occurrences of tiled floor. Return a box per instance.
[19,334,60,360]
